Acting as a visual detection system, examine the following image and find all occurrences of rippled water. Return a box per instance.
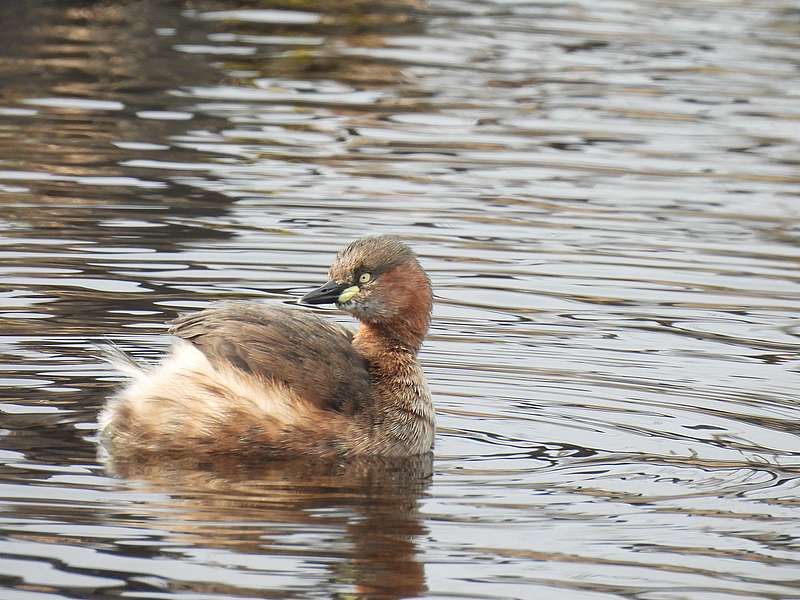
[1,0,799,598]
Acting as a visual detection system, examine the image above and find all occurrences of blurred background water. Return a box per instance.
[0,0,799,598]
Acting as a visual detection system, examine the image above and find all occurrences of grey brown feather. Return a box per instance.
[169,303,371,414]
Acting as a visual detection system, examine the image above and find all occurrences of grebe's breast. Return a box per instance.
[170,302,372,414]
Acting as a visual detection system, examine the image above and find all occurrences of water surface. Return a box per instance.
[0,1,799,598]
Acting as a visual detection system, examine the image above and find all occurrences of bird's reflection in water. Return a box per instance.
[105,451,433,599]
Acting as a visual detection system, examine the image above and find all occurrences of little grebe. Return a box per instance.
[100,235,434,459]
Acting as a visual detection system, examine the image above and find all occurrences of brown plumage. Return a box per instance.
[100,235,435,460]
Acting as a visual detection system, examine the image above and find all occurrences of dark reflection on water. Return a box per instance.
[104,454,432,599]
[1,0,800,598]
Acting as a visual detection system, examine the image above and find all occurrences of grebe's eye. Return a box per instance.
[358,272,372,284]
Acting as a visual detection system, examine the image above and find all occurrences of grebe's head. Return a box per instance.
[301,236,432,336]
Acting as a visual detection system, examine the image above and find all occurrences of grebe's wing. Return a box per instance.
[168,302,371,414]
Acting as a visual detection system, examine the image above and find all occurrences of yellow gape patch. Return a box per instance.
[337,285,359,304]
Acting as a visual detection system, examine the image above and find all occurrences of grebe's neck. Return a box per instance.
[354,319,434,443]
[354,325,413,365]
[353,291,431,359]
[351,286,435,456]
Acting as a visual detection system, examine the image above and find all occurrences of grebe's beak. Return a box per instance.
[300,280,349,305]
